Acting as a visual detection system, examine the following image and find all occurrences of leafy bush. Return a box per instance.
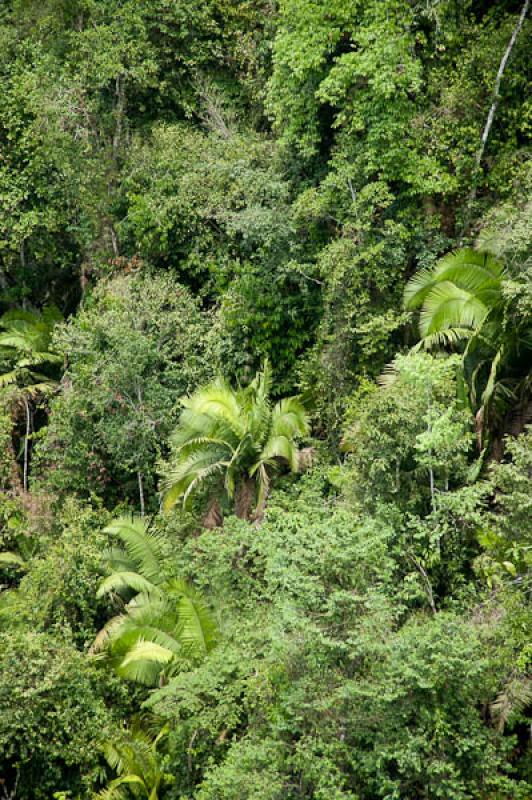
[33,273,213,509]
[0,630,120,800]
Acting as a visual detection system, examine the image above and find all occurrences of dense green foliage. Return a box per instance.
[0,0,530,797]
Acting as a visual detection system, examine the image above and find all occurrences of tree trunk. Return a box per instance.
[202,499,223,530]
[22,395,31,492]
[465,0,529,219]
[235,477,256,521]
[252,489,269,526]
[137,471,145,517]
[408,553,437,615]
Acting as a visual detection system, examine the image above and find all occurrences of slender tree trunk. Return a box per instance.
[465,0,529,218]
[112,73,126,158]
[395,459,400,494]
[426,386,436,513]
[7,435,22,493]
[22,395,31,492]
[408,553,437,615]
[429,467,435,512]
[2,768,19,800]
[137,471,145,517]
[135,384,145,515]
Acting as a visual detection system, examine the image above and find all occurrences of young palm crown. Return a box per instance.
[93,516,217,686]
[162,362,310,520]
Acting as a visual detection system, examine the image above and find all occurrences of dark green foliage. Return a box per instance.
[0,0,530,797]
[120,124,320,391]
[14,502,109,641]
[33,273,213,509]
[343,353,473,513]
[477,427,532,591]
[144,477,530,798]
[0,630,119,800]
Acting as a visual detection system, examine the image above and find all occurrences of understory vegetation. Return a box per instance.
[0,1,531,798]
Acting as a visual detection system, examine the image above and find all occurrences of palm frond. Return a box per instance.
[182,461,227,505]
[163,367,310,520]
[162,447,229,511]
[95,774,146,800]
[410,327,473,352]
[491,677,532,732]
[270,397,309,439]
[259,434,299,472]
[97,571,160,599]
[481,346,504,407]
[0,551,27,569]
[101,546,137,574]
[405,249,504,311]
[119,640,175,670]
[90,613,129,654]
[182,380,247,438]
[0,370,21,388]
[176,589,218,658]
[419,282,489,337]
[104,516,163,584]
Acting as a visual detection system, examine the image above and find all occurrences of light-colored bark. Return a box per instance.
[467,0,529,214]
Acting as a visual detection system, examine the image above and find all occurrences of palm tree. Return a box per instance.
[404,249,531,447]
[0,307,62,490]
[404,249,505,349]
[161,363,310,521]
[93,516,218,686]
[95,722,173,799]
